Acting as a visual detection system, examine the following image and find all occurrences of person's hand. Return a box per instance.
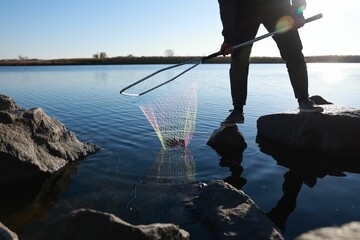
[220,43,234,56]
[291,2,306,29]
[293,15,305,29]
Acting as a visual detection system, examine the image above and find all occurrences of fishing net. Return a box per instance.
[122,64,199,150]
[127,148,197,224]
[147,148,196,183]
[139,83,197,149]
[122,64,200,223]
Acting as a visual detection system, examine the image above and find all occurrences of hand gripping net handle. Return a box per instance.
[120,13,323,97]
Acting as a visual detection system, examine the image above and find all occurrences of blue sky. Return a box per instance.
[1,0,359,59]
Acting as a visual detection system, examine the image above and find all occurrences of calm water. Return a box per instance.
[0,63,359,239]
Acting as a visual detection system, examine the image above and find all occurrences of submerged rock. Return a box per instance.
[257,104,360,153]
[0,94,100,186]
[35,209,189,240]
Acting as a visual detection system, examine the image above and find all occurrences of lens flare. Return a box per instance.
[296,4,306,14]
[275,16,294,33]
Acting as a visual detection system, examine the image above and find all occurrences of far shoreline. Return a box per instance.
[0,55,359,66]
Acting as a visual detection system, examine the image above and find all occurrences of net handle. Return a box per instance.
[136,61,201,96]
[120,13,323,97]
[120,59,202,96]
[202,13,323,62]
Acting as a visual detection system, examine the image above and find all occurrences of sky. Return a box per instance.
[1,0,359,59]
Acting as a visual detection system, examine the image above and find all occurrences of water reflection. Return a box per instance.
[1,147,199,237]
[207,126,360,235]
[207,125,248,190]
[257,135,360,232]
[126,147,199,225]
[147,147,196,184]
[0,160,79,235]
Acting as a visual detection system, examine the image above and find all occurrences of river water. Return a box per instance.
[0,63,359,239]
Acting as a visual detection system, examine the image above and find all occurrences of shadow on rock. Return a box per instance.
[256,134,360,232]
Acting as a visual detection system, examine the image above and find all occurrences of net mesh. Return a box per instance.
[127,148,196,224]
[147,148,196,183]
[139,82,197,149]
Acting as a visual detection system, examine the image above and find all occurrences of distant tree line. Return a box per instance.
[1,55,360,66]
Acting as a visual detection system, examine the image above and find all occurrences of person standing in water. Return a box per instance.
[218,0,323,126]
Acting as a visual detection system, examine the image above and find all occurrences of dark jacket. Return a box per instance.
[218,0,306,44]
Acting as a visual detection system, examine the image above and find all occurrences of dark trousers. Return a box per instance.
[230,4,308,108]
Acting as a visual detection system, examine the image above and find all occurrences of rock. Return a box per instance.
[295,221,360,240]
[207,125,247,153]
[309,95,333,105]
[0,94,19,111]
[193,180,283,240]
[207,127,248,190]
[35,209,189,240]
[0,94,100,186]
[257,105,360,153]
[0,222,18,240]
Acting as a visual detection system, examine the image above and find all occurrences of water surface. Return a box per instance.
[0,63,359,239]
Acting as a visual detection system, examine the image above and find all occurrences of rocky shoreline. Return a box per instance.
[0,94,100,187]
[1,94,359,239]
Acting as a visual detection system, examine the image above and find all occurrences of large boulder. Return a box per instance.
[35,209,189,240]
[257,104,360,153]
[0,94,100,186]
[193,180,283,240]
